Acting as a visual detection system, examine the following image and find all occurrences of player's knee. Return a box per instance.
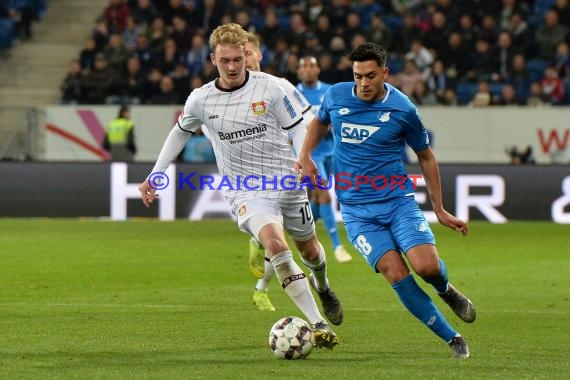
[263,238,289,256]
[377,257,410,284]
[414,262,440,279]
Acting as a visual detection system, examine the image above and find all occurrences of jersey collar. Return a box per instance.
[215,70,250,92]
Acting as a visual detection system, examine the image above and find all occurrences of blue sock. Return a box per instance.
[423,259,449,294]
[392,274,457,342]
[310,202,320,222]
[319,203,341,248]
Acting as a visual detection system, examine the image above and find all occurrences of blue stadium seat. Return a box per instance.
[527,59,549,82]
[387,56,404,74]
[455,82,478,105]
[489,83,504,97]
[0,18,14,50]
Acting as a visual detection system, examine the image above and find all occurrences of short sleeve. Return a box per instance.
[272,80,304,130]
[403,107,430,152]
[178,91,203,133]
[317,87,332,125]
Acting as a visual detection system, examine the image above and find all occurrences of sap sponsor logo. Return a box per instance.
[341,123,380,144]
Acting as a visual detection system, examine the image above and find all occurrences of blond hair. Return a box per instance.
[209,23,248,52]
[245,32,260,51]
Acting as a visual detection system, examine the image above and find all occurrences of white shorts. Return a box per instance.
[231,192,315,242]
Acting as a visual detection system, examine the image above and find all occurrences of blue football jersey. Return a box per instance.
[318,82,430,204]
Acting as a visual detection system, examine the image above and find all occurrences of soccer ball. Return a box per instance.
[268,316,315,359]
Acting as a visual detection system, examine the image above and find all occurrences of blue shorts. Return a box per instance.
[340,196,435,271]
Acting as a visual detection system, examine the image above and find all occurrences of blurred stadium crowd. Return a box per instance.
[33,0,570,106]
[0,0,45,50]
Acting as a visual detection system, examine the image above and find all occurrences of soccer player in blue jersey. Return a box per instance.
[296,56,352,264]
[295,42,476,358]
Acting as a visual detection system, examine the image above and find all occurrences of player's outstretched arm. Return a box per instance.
[139,125,192,208]
[416,147,469,236]
[295,117,330,187]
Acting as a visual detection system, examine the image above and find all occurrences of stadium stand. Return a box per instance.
[61,0,568,108]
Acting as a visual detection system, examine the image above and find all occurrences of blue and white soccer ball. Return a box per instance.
[268,316,315,359]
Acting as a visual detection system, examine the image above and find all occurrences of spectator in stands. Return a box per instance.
[103,105,137,162]
[554,42,569,78]
[405,39,434,81]
[526,82,549,106]
[469,80,493,107]
[260,8,280,50]
[340,11,365,48]
[553,0,570,25]
[411,80,438,106]
[134,34,152,71]
[508,11,532,56]
[186,34,209,76]
[148,75,179,104]
[79,37,99,72]
[426,59,455,104]
[366,14,393,52]
[105,33,129,75]
[390,0,425,15]
[146,16,168,55]
[161,0,190,25]
[112,55,145,104]
[189,0,224,35]
[103,0,130,33]
[60,59,85,104]
[398,59,423,97]
[181,127,215,163]
[493,31,515,82]
[456,13,479,50]
[495,83,522,105]
[82,53,119,104]
[424,11,450,59]
[535,9,567,61]
[470,39,495,82]
[121,16,142,51]
[93,19,110,52]
[508,53,532,102]
[168,62,189,102]
[130,0,158,27]
[141,66,162,102]
[170,16,193,53]
[479,14,499,45]
[354,0,384,29]
[392,13,423,56]
[153,38,186,74]
[540,65,565,104]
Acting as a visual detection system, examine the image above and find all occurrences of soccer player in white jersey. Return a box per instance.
[138,23,341,349]
[242,32,316,313]
[295,42,476,358]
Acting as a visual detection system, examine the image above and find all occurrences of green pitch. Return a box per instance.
[0,219,568,379]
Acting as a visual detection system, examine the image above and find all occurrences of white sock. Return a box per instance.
[300,242,329,292]
[255,256,274,291]
[270,250,324,324]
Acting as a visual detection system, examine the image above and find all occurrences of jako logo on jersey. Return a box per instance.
[378,111,390,122]
[251,101,267,115]
[218,124,267,140]
[341,123,380,144]
[283,96,297,119]
[339,108,350,115]
[208,114,219,120]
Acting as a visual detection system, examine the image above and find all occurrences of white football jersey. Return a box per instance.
[178,71,308,199]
